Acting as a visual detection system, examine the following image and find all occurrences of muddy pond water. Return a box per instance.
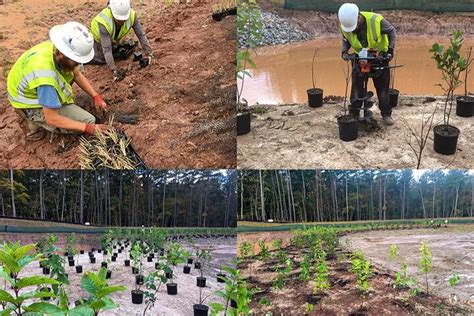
[240,37,474,105]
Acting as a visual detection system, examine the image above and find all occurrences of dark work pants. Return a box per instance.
[349,65,392,117]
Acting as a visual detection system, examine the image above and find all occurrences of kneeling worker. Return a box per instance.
[90,0,154,81]
[7,22,110,136]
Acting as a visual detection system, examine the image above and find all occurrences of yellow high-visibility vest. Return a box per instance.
[341,11,389,53]
[7,41,75,109]
[91,7,136,43]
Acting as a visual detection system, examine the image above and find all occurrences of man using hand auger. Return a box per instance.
[90,0,154,82]
[7,22,111,138]
[338,3,397,125]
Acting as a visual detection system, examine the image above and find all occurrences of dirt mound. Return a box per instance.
[0,0,236,168]
[258,0,474,38]
[237,96,474,169]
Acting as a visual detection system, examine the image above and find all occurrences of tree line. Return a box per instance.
[0,170,236,228]
[238,169,474,222]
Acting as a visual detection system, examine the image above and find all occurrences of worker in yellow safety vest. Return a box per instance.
[90,0,154,81]
[338,3,397,125]
[7,22,111,137]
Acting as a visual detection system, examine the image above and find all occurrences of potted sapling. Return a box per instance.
[75,247,83,273]
[131,271,145,305]
[194,284,212,316]
[142,262,172,314]
[430,30,467,155]
[236,0,262,136]
[307,47,324,108]
[389,51,400,108]
[66,233,75,266]
[79,235,85,254]
[131,243,145,286]
[165,242,186,295]
[337,56,358,141]
[456,46,473,117]
[196,249,212,288]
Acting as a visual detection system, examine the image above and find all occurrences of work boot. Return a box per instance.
[382,116,394,125]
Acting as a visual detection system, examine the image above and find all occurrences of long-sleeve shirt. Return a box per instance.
[93,17,152,71]
[341,17,396,55]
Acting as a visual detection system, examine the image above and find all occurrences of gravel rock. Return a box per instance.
[239,11,311,48]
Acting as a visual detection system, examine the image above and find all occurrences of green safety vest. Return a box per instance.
[341,11,389,53]
[91,7,136,43]
[7,41,75,109]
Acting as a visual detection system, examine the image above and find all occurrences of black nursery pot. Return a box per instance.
[167,283,178,295]
[90,257,96,264]
[67,255,74,261]
[98,249,102,253]
[337,115,358,142]
[194,262,201,269]
[88,251,94,257]
[193,304,209,316]
[389,88,399,108]
[217,273,226,283]
[456,96,474,117]
[131,290,144,304]
[307,88,323,108]
[135,275,144,285]
[80,250,84,255]
[433,125,460,155]
[237,111,251,136]
[197,276,207,287]
[147,256,153,262]
[132,267,139,274]
[111,256,117,262]
[230,299,237,308]
[101,262,108,268]
[183,265,191,274]
[187,258,194,264]
[106,270,112,279]
[118,249,122,254]
[76,265,83,273]
[68,260,75,267]
[155,262,160,269]
[42,267,50,275]
[124,259,130,266]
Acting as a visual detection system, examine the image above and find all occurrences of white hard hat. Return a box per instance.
[49,22,94,64]
[110,0,131,21]
[338,3,359,33]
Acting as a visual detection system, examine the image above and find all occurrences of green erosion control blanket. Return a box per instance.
[283,0,474,12]
[0,226,106,234]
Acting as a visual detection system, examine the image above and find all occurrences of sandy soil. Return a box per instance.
[341,225,474,307]
[1,235,236,316]
[0,0,236,169]
[237,95,474,169]
[259,0,474,38]
[237,231,294,256]
[238,244,469,315]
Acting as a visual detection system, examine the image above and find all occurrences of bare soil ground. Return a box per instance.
[237,96,474,169]
[341,225,474,307]
[0,217,99,228]
[259,0,474,37]
[237,227,473,315]
[1,233,236,316]
[0,0,236,168]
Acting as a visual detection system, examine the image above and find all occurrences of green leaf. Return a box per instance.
[16,276,60,289]
[68,305,95,316]
[0,249,19,273]
[81,275,97,294]
[0,307,17,316]
[96,285,126,299]
[0,289,15,304]
[25,302,62,313]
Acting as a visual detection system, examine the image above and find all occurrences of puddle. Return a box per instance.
[239,37,474,105]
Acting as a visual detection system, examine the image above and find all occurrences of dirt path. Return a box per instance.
[341,226,474,307]
[1,234,236,315]
[237,96,474,169]
[0,0,236,168]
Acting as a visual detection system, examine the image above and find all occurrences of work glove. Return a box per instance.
[386,48,394,61]
[93,94,109,112]
[113,68,127,82]
[147,53,155,65]
[342,51,355,62]
[83,123,113,135]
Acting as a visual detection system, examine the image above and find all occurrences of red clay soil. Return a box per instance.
[239,246,470,315]
[0,0,236,169]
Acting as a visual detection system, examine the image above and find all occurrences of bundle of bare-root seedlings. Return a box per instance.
[79,119,146,169]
